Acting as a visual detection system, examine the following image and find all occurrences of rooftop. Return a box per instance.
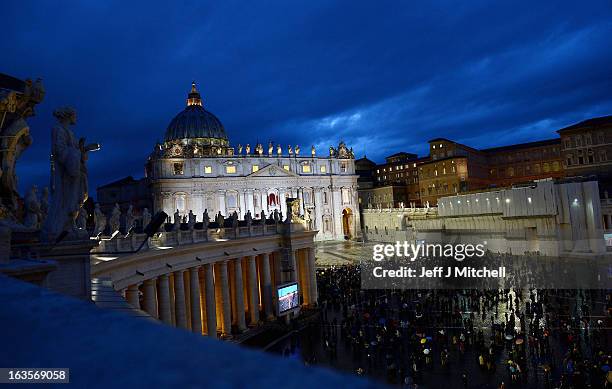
[557,115,612,133]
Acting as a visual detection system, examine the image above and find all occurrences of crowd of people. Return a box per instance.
[283,265,611,388]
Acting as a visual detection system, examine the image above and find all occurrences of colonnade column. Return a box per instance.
[203,263,217,337]
[125,284,140,309]
[218,190,226,216]
[173,270,188,329]
[189,267,202,334]
[158,274,172,325]
[247,255,260,324]
[232,259,247,332]
[308,247,318,305]
[215,261,232,337]
[289,249,297,282]
[143,279,158,318]
[261,253,274,320]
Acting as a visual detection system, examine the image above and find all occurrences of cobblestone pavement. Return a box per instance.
[315,241,376,267]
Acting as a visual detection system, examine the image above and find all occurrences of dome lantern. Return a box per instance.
[186,81,203,107]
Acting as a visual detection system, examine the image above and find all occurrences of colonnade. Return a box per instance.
[122,247,318,337]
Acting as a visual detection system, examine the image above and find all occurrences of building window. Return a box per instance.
[599,150,607,162]
[323,191,328,204]
[552,161,560,171]
[204,166,212,174]
[543,163,550,173]
[302,165,311,173]
[341,188,351,204]
[227,193,237,208]
[585,134,592,145]
[173,162,184,175]
[283,165,289,171]
[575,135,582,147]
[320,165,326,173]
[226,166,236,174]
[340,162,347,173]
[267,193,278,206]
[252,165,259,172]
[175,195,186,212]
[597,132,605,143]
[564,139,571,149]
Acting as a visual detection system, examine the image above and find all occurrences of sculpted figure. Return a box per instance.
[24,185,41,229]
[188,210,196,229]
[232,211,238,228]
[142,207,151,229]
[245,210,252,227]
[245,144,251,155]
[42,107,98,238]
[276,144,282,156]
[125,205,135,232]
[238,144,243,154]
[109,203,121,232]
[273,209,279,222]
[173,209,181,228]
[202,209,210,229]
[76,206,88,230]
[268,142,273,156]
[288,145,293,155]
[260,210,265,220]
[311,145,315,157]
[295,145,300,156]
[93,203,106,235]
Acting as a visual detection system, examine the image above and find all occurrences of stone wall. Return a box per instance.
[361,180,607,256]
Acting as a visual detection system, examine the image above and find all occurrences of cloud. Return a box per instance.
[3,0,612,194]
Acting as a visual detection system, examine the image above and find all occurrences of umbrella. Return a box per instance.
[426,336,433,341]
[515,338,524,345]
[420,338,427,344]
[505,334,514,340]
[601,365,610,372]
[423,349,430,355]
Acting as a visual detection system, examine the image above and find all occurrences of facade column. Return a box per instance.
[189,267,202,334]
[308,247,318,305]
[289,249,297,282]
[173,270,188,329]
[125,284,140,310]
[203,263,217,337]
[215,261,232,337]
[246,190,254,215]
[247,255,260,324]
[261,189,268,215]
[280,188,287,218]
[218,190,226,216]
[158,274,172,325]
[143,278,158,318]
[260,253,274,320]
[232,259,247,332]
[298,188,304,215]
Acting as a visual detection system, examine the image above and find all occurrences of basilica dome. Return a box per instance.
[164,82,228,143]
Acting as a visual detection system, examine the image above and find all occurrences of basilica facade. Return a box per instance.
[144,83,360,241]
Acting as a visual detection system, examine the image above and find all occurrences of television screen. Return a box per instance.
[277,282,299,315]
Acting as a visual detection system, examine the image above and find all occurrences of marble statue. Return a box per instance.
[295,145,300,156]
[273,209,279,222]
[245,144,251,155]
[142,207,151,229]
[276,144,282,156]
[76,206,88,230]
[42,107,99,238]
[260,210,265,221]
[311,145,315,157]
[173,209,181,229]
[268,142,273,156]
[231,211,238,228]
[288,145,293,155]
[93,203,106,235]
[237,144,243,154]
[109,203,121,232]
[329,146,336,157]
[24,185,41,229]
[215,211,224,227]
[245,210,252,227]
[125,205,135,232]
[188,210,196,229]
[202,209,210,229]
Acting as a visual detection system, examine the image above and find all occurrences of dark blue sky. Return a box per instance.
[4,1,612,195]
